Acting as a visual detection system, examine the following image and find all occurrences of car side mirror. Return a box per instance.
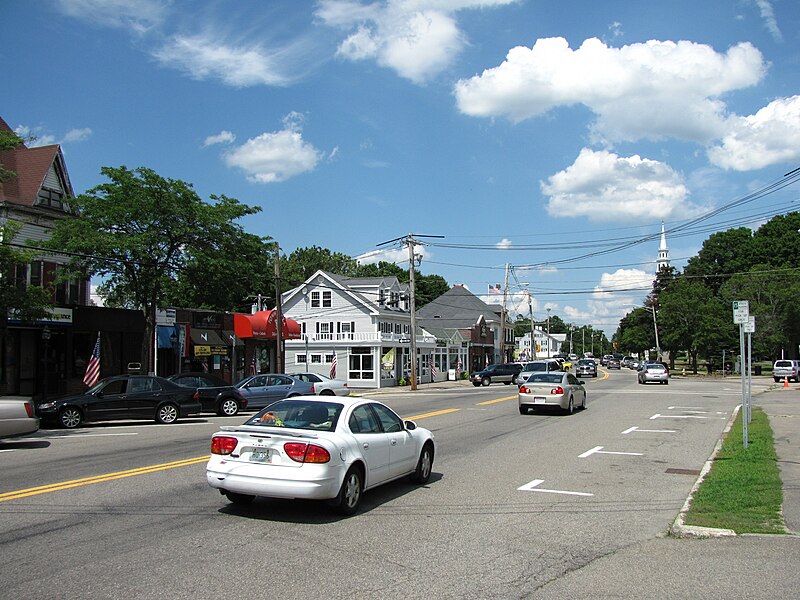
[404,420,417,431]
[579,380,585,385]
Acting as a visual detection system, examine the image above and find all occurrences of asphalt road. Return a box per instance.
[1,370,796,599]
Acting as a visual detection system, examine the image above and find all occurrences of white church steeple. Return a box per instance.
[657,221,670,272]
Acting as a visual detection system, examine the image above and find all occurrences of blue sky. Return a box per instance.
[3,0,799,334]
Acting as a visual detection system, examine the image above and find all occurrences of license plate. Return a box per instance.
[534,396,546,404]
[250,448,270,463]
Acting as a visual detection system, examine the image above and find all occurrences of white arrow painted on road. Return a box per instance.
[621,426,677,434]
[650,414,725,420]
[518,479,593,496]
[578,446,643,458]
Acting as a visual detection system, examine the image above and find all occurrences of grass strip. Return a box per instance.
[684,407,785,534]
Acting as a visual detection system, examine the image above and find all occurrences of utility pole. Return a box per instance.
[546,308,551,358]
[376,233,444,392]
[407,234,419,390]
[526,287,536,360]
[499,263,510,363]
[274,243,283,374]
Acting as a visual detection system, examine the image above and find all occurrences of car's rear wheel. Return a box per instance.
[59,407,82,429]
[331,467,363,516]
[412,443,434,484]
[218,398,239,416]
[156,403,179,424]
[565,396,574,415]
[519,406,528,415]
[481,377,490,386]
[224,491,255,505]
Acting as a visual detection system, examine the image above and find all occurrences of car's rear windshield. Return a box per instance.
[525,373,564,384]
[775,361,793,367]
[646,364,666,370]
[244,400,343,432]
[523,362,556,372]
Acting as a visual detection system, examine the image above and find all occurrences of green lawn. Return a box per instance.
[683,407,785,534]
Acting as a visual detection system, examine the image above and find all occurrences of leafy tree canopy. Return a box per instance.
[1,221,52,325]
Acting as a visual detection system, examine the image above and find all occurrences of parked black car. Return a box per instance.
[167,372,248,416]
[37,375,202,429]
[470,363,523,386]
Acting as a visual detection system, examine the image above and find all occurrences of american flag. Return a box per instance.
[457,357,462,372]
[488,283,501,294]
[83,333,101,386]
[430,357,437,380]
[250,354,257,375]
[329,353,337,378]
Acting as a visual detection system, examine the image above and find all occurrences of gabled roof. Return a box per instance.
[281,270,412,318]
[417,285,503,328]
[0,115,74,209]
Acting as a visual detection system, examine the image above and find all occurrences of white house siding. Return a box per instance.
[282,272,435,389]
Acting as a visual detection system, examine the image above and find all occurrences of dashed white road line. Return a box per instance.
[578,445,643,458]
[518,479,593,497]
[621,426,677,434]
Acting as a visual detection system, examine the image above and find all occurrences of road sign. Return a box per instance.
[743,316,755,333]
[732,300,749,324]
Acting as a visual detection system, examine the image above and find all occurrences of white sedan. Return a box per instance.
[518,372,587,415]
[0,399,39,439]
[206,396,435,515]
[289,372,350,396]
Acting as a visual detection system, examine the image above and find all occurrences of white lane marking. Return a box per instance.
[621,426,676,434]
[650,414,724,420]
[578,446,643,458]
[0,449,15,453]
[667,406,704,410]
[518,479,593,497]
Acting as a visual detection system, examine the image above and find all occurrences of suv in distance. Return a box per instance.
[470,363,524,386]
[773,360,800,383]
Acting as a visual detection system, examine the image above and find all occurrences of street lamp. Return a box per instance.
[626,304,660,361]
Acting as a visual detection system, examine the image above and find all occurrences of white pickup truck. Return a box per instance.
[0,399,40,439]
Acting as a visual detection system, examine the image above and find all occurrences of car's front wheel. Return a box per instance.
[411,443,434,484]
[218,398,239,416]
[331,467,363,516]
[59,407,83,429]
[565,396,574,415]
[156,403,179,424]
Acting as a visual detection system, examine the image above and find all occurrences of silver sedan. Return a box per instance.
[638,363,669,384]
[518,372,587,415]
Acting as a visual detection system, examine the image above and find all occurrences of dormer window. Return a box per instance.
[37,188,65,210]
[311,291,320,307]
[379,289,385,305]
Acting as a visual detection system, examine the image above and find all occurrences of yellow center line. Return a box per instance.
[0,455,210,503]
[477,395,517,406]
[405,408,461,420]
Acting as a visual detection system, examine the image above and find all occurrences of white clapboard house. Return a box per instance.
[281,270,437,388]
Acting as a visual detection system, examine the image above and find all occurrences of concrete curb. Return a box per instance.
[669,405,741,539]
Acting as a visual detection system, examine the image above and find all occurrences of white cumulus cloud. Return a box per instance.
[317,0,515,84]
[203,131,236,147]
[593,268,653,299]
[224,115,322,183]
[541,148,707,223]
[454,37,766,144]
[707,95,800,171]
[355,246,428,266]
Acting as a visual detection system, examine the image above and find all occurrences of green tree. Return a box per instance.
[0,129,26,182]
[720,266,800,359]
[1,221,52,326]
[46,166,260,371]
[282,246,361,291]
[683,228,754,295]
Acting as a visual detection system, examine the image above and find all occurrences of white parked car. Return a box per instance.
[289,372,350,396]
[0,399,39,439]
[207,396,435,515]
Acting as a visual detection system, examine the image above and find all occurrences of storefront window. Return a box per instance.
[349,347,373,380]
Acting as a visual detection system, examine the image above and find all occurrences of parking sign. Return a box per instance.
[732,300,749,324]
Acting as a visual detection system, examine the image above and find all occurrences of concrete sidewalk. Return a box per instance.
[760,387,800,534]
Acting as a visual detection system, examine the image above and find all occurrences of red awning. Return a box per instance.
[234,311,301,340]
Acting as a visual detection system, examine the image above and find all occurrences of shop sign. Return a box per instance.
[156,308,176,326]
[195,345,228,356]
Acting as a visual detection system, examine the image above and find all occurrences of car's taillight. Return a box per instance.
[520,385,530,394]
[343,383,348,387]
[284,442,331,463]
[551,386,564,395]
[193,391,199,400]
[211,436,238,455]
[24,401,34,418]
[310,384,315,394]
